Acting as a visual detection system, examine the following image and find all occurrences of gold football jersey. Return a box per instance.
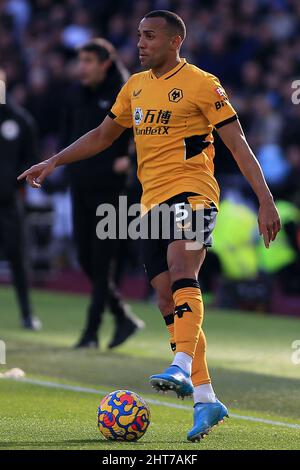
[109,58,237,213]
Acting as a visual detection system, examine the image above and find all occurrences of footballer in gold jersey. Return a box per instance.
[109,58,237,214]
[19,10,281,442]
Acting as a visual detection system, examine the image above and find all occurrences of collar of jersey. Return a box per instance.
[149,58,187,80]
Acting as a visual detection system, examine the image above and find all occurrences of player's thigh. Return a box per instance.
[167,240,206,282]
[166,194,217,282]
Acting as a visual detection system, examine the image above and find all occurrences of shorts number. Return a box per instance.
[175,202,188,222]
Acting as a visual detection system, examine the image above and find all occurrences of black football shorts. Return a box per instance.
[141,192,218,282]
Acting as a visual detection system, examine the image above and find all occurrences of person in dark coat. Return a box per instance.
[0,70,41,330]
[60,39,144,349]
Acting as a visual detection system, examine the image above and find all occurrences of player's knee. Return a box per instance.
[157,294,174,316]
[168,262,195,283]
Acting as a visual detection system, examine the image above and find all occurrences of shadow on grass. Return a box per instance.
[211,367,300,420]
[4,339,300,421]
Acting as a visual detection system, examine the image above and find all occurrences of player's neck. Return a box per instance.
[151,56,181,78]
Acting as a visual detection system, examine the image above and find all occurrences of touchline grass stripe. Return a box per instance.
[5,376,300,431]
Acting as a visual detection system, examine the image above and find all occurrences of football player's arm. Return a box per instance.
[17,116,125,188]
[217,119,281,248]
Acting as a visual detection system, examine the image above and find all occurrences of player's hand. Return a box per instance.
[17,159,56,188]
[258,199,281,248]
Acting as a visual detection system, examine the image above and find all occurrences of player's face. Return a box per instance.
[137,17,177,69]
[77,51,108,87]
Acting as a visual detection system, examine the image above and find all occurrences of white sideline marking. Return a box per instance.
[9,377,300,431]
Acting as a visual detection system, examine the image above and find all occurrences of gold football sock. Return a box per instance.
[191,329,211,386]
[172,279,203,359]
[163,313,176,353]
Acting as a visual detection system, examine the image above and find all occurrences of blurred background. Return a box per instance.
[0,0,299,316]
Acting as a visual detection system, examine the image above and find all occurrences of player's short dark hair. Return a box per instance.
[77,38,116,62]
[144,10,186,41]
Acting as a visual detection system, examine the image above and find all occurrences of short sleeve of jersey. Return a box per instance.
[108,78,132,128]
[196,73,237,129]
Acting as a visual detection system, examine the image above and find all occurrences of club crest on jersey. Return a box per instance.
[168,88,183,103]
[134,107,143,125]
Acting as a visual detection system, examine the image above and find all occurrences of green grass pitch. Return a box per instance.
[0,286,300,450]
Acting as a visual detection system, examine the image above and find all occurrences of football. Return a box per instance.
[97,390,151,441]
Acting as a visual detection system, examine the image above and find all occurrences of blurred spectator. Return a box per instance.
[59,38,144,349]
[62,8,94,48]
[1,0,299,172]
[0,69,41,329]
